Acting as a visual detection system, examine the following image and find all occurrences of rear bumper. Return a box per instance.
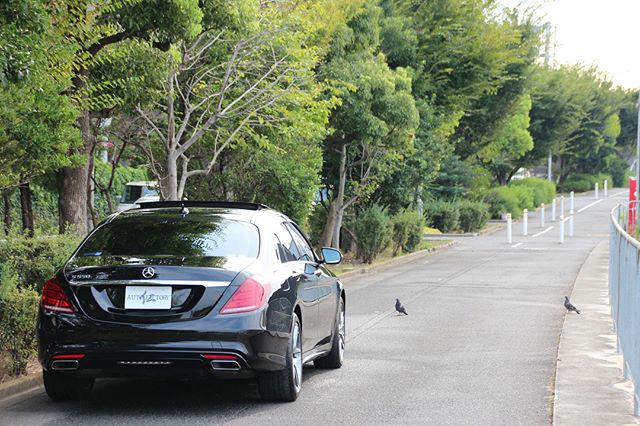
[37,309,291,379]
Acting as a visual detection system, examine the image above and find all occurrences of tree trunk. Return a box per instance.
[320,200,339,247]
[162,152,179,200]
[87,152,98,230]
[58,109,91,235]
[3,191,12,235]
[320,144,349,249]
[19,181,34,237]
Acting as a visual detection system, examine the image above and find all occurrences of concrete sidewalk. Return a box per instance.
[554,240,639,425]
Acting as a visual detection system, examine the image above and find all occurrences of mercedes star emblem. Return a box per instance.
[141,267,155,279]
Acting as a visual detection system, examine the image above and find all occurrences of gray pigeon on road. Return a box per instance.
[395,298,408,315]
[564,296,580,314]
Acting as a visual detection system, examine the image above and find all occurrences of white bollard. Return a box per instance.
[570,191,574,214]
[569,215,574,237]
[507,213,512,244]
[559,215,565,244]
[540,203,545,228]
[560,195,565,217]
[604,179,608,197]
[523,209,528,236]
[552,198,557,221]
[595,182,599,199]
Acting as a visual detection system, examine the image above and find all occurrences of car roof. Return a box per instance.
[106,201,288,226]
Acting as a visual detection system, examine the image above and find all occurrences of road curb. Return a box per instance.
[423,223,504,239]
[338,240,457,279]
[0,372,42,402]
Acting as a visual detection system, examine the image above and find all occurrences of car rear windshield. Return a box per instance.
[76,214,259,259]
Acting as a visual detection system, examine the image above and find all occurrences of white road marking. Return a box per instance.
[577,199,604,213]
[611,190,627,197]
[511,242,523,248]
[531,226,554,238]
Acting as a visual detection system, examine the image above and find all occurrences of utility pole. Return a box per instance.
[543,22,553,182]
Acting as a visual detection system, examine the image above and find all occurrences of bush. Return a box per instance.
[562,173,613,193]
[424,201,459,233]
[483,187,522,219]
[391,209,425,255]
[509,177,556,206]
[354,205,392,264]
[457,201,490,233]
[0,232,81,291]
[510,186,536,210]
[0,287,39,376]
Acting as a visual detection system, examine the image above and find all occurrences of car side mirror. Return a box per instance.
[321,247,342,265]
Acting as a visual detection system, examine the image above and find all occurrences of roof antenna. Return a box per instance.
[180,203,189,218]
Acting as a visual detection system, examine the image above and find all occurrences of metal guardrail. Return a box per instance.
[609,201,640,415]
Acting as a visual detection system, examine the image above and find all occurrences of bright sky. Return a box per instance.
[500,0,640,90]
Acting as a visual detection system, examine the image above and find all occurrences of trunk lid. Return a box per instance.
[64,256,254,323]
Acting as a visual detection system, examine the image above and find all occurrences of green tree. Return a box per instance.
[319,3,419,248]
[52,0,202,233]
[136,0,338,202]
[0,0,81,234]
[478,94,534,184]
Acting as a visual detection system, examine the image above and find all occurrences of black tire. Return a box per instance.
[43,370,94,401]
[315,297,345,369]
[258,314,302,402]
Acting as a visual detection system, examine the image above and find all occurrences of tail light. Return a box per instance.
[220,276,269,314]
[42,276,75,314]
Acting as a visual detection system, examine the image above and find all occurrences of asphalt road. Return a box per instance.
[0,190,626,425]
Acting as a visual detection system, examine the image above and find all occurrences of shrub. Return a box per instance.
[354,205,392,264]
[483,187,522,219]
[457,201,490,233]
[509,177,556,206]
[562,173,613,193]
[424,201,459,233]
[391,209,425,255]
[0,232,81,291]
[0,287,39,376]
[510,186,535,210]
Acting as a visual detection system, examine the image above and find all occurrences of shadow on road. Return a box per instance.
[12,366,334,423]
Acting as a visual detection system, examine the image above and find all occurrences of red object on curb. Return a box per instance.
[629,177,637,233]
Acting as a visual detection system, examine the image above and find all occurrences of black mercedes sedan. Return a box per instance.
[37,201,345,402]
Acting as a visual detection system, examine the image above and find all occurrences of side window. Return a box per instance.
[273,224,299,263]
[286,223,315,262]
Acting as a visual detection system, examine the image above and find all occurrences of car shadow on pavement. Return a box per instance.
[15,365,338,422]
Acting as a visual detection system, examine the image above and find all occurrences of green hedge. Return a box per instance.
[484,187,523,219]
[391,209,424,255]
[0,232,81,292]
[458,201,490,233]
[0,287,39,376]
[354,205,392,264]
[509,177,556,206]
[424,201,459,233]
[562,173,613,193]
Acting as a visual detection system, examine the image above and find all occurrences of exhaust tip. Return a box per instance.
[210,360,241,371]
[51,360,79,371]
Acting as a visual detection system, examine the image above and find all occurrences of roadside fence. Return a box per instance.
[609,200,640,415]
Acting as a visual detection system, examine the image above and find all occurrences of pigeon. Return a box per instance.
[395,298,408,315]
[564,296,580,314]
